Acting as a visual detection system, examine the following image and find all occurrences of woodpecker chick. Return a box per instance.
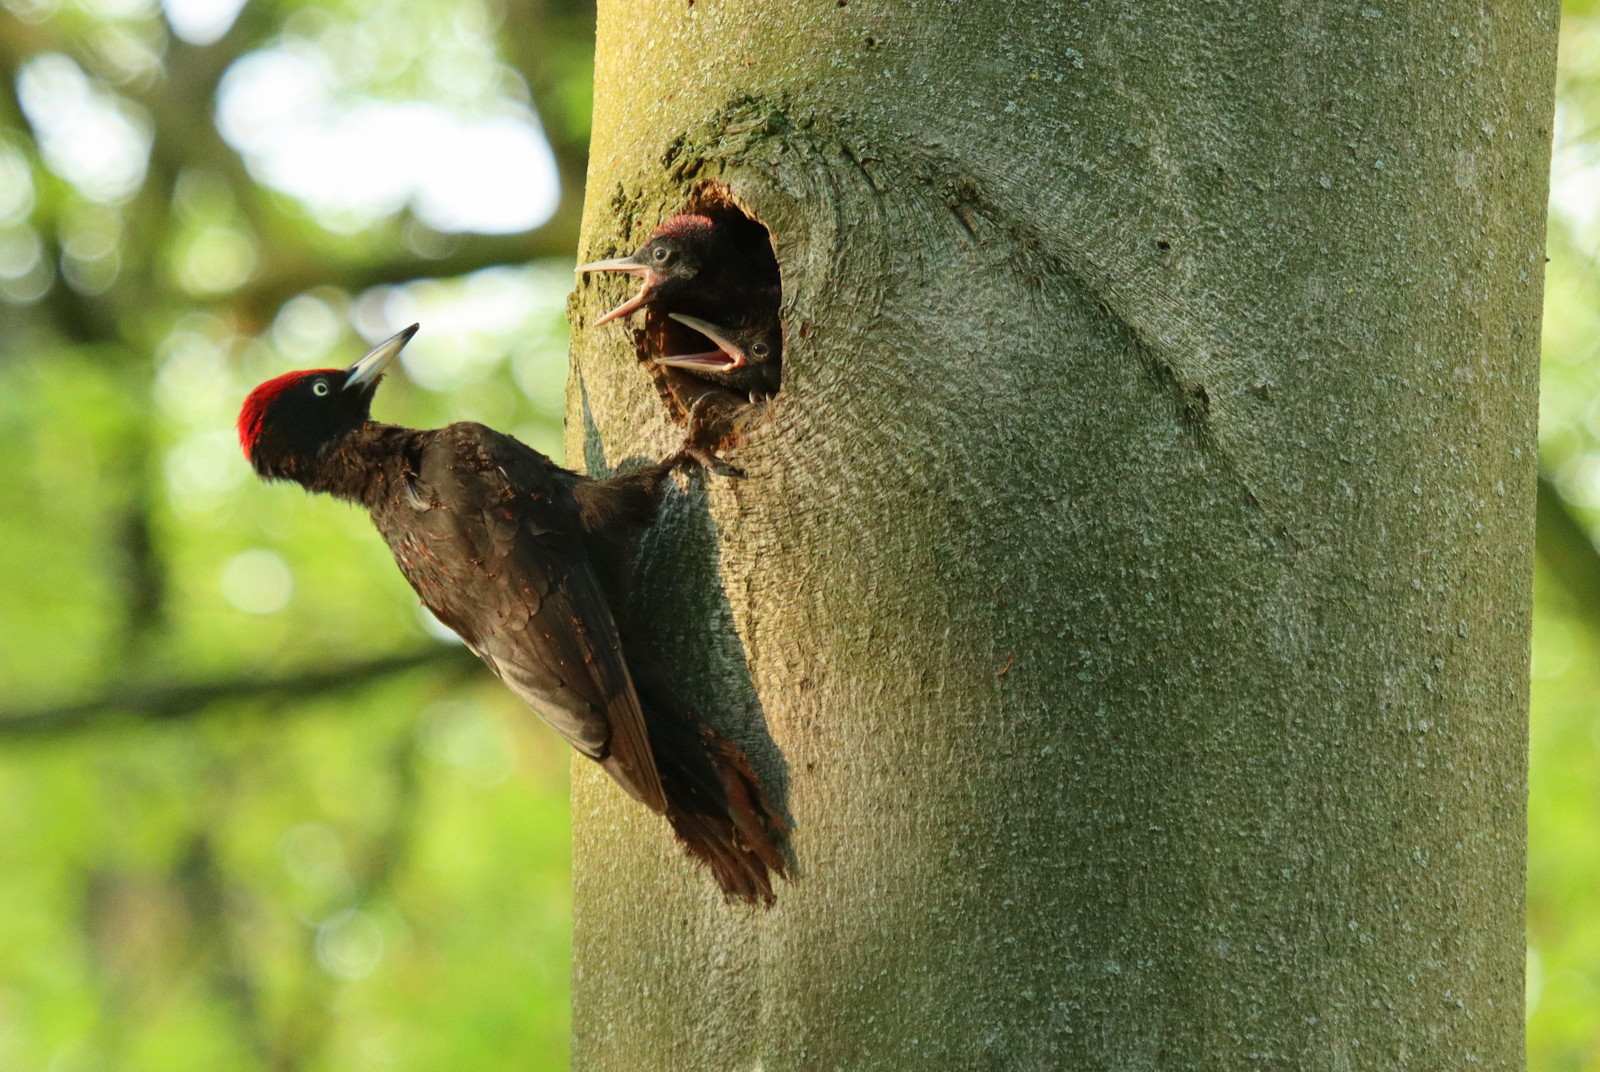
[237,326,788,904]
[661,312,783,400]
[577,214,778,327]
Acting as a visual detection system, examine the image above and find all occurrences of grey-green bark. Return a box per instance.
[564,4,1557,1069]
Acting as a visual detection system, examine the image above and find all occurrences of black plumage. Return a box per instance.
[238,326,787,902]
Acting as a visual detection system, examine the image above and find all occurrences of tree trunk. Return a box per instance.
[565,5,1557,1069]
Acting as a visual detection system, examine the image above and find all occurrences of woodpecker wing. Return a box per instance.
[379,422,666,813]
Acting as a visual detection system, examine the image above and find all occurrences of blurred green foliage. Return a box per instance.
[0,0,593,1067]
[1533,8,1600,1071]
[1,0,1597,1069]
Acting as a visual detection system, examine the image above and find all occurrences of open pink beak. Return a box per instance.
[576,255,656,326]
[657,313,746,372]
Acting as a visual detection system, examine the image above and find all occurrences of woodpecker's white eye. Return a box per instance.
[312,379,330,397]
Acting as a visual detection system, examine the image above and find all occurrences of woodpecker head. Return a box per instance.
[659,312,781,375]
[577,215,721,326]
[238,324,418,481]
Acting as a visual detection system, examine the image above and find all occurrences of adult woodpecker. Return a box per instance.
[660,311,783,400]
[237,325,788,903]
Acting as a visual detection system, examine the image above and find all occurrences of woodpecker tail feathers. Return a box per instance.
[646,712,788,905]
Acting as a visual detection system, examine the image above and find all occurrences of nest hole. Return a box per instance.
[638,184,783,444]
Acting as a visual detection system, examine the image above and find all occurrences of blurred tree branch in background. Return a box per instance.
[0,647,479,737]
[235,225,581,325]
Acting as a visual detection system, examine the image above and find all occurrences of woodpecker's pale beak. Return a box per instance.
[658,313,746,371]
[577,255,656,326]
[576,255,650,277]
[346,324,419,390]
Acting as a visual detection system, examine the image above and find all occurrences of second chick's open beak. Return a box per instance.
[658,313,747,372]
[576,254,656,326]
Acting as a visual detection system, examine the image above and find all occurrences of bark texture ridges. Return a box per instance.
[566,4,1557,1069]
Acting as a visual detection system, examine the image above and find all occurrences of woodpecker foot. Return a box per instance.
[687,447,745,479]
[666,395,744,478]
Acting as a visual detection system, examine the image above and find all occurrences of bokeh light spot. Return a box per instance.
[279,822,353,897]
[272,293,347,364]
[315,908,385,980]
[0,227,42,281]
[419,701,514,787]
[217,40,556,234]
[175,224,258,295]
[219,549,293,614]
[0,142,36,224]
[161,0,246,46]
[16,53,151,203]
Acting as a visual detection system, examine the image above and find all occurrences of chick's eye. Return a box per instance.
[752,343,770,358]
[652,246,671,262]
[312,380,330,397]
